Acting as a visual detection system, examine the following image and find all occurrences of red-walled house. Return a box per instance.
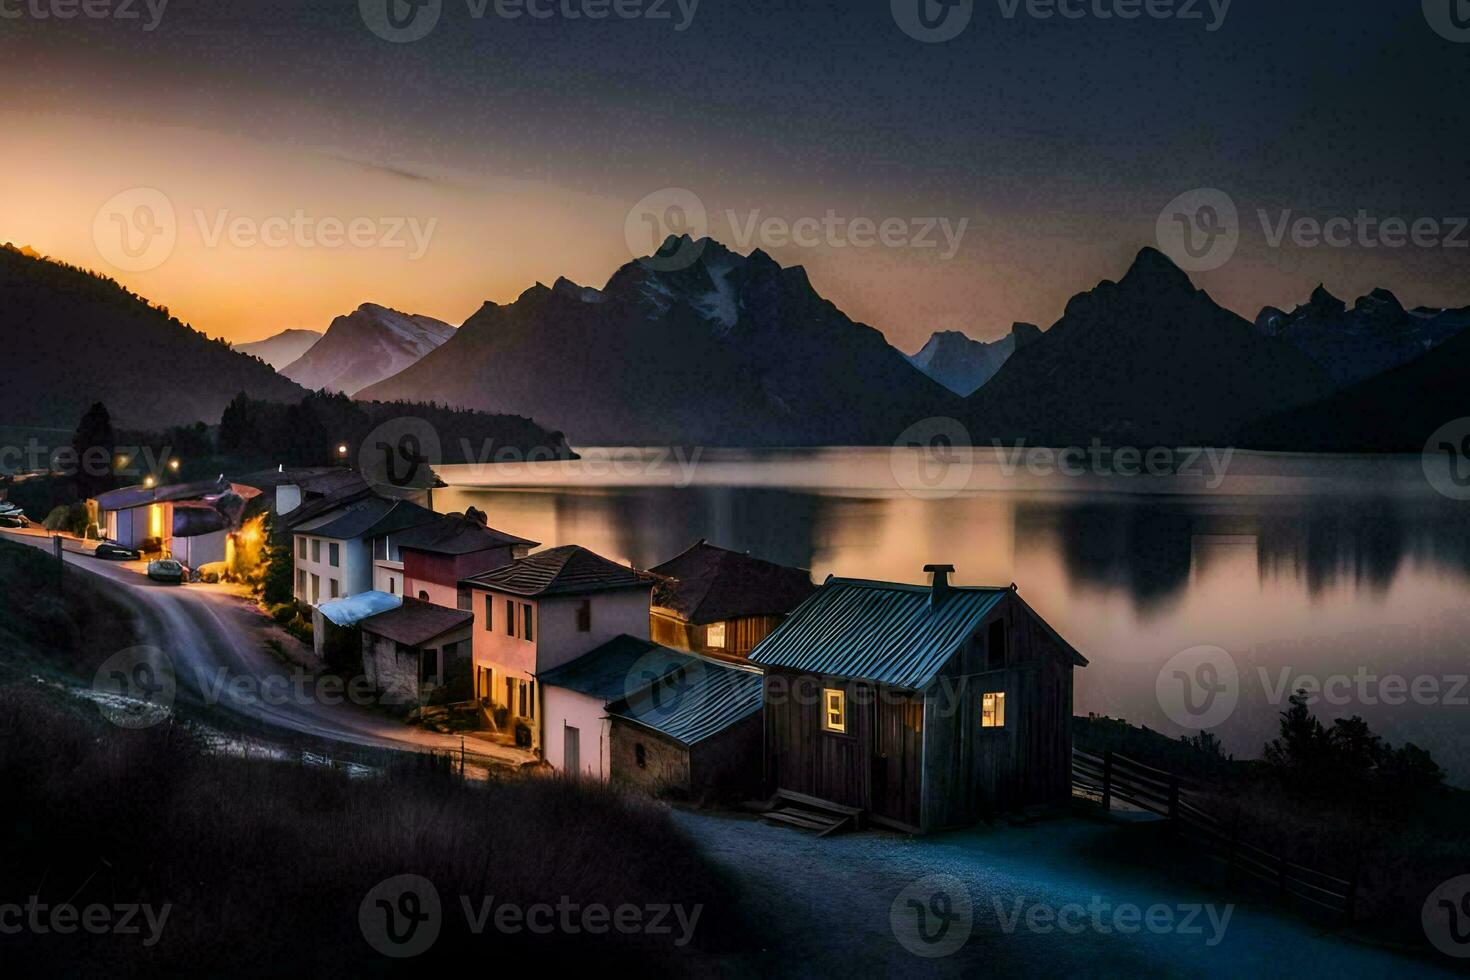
[395,512,539,608]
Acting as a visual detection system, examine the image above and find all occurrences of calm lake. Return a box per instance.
[438,448,1470,785]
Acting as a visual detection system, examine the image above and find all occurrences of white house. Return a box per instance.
[537,635,692,779]
[460,545,654,752]
[94,478,260,567]
[289,496,436,607]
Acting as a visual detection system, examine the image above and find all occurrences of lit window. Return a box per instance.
[822,688,847,734]
[706,622,727,650]
[982,692,1007,728]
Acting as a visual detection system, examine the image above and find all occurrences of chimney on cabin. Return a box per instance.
[924,564,956,607]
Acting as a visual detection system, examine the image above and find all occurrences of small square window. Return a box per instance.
[822,688,846,734]
[982,692,1007,729]
[706,622,727,650]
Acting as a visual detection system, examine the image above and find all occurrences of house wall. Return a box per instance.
[763,668,877,813]
[171,529,227,568]
[651,612,783,660]
[610,722,690,794]
[921,596,1077,832]
[374,560,404,596]
[105,503,169,552]
[687,711,764,799]
[293,533,370,605]
[542,687,611,779]
[362,627,473,708]
[465,584,652,753]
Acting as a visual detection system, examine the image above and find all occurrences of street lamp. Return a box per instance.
[169,459,180,472]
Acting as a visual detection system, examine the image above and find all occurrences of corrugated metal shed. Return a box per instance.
[539,635,691,702]
[747,577,1008,690]
[609,657,764,746]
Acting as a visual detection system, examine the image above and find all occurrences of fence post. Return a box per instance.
[1101,750,1113,812]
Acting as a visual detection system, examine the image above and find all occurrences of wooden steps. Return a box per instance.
[762,790,864,837]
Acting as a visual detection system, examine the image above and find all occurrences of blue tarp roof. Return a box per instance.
[317,591,402,627]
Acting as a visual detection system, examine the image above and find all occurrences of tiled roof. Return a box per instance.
[650,540,815,624]
[393,514,539,556]
[539,635,693,702]
[360,598,473,647]
[462,545,652,598]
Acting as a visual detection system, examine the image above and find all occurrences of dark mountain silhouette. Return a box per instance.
[964,248,1335,447]
[236,329,322,371]
[282,304,454,395]
[359,237,959,446]
[908,324,1037,396]
[1237,324,1470,451]
[1254,285,1470,388]
[0,244,307,430]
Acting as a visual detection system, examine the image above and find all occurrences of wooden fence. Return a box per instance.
[1073,748,1359,922]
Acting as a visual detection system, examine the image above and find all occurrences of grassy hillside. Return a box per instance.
[0,245,306,429]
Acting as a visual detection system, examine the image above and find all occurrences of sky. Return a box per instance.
[3,0,1468,349]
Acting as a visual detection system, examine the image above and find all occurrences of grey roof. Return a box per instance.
[293,497,436,541]
[539,635,693,702]
[650,540,815,624]
[607,656,764,747]
[462,545,652,598]
[747,577,1011,689]
[360,598,473,647]
[95,477,244,511]
[393,514,539,556]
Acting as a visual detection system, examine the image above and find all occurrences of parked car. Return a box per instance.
[146,559,186,584]
[0,515,24,529]
[94,542,141,561]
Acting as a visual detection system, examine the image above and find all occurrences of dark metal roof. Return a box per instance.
[393,514,539,556]
[96,477,254,511]
[747,577,1010,689]
[462,545,653,598]
[649,540,815,624]
[607,656,764,746]
[360,598,473,647]
[293,497,436,541]
[538,635,692,702]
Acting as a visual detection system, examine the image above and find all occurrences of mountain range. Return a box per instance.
[962,248,1338,447]
[236,329,322,371]
[907,323,1041,396]
[0,244,307,431]
[359,237,960,446]
[1255,286,1470,388]
[1239,320,1470,452]
[281,304,454,395]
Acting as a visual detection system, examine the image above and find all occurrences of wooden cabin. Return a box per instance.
[649,540,815,662]
[748,565,1087,834]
